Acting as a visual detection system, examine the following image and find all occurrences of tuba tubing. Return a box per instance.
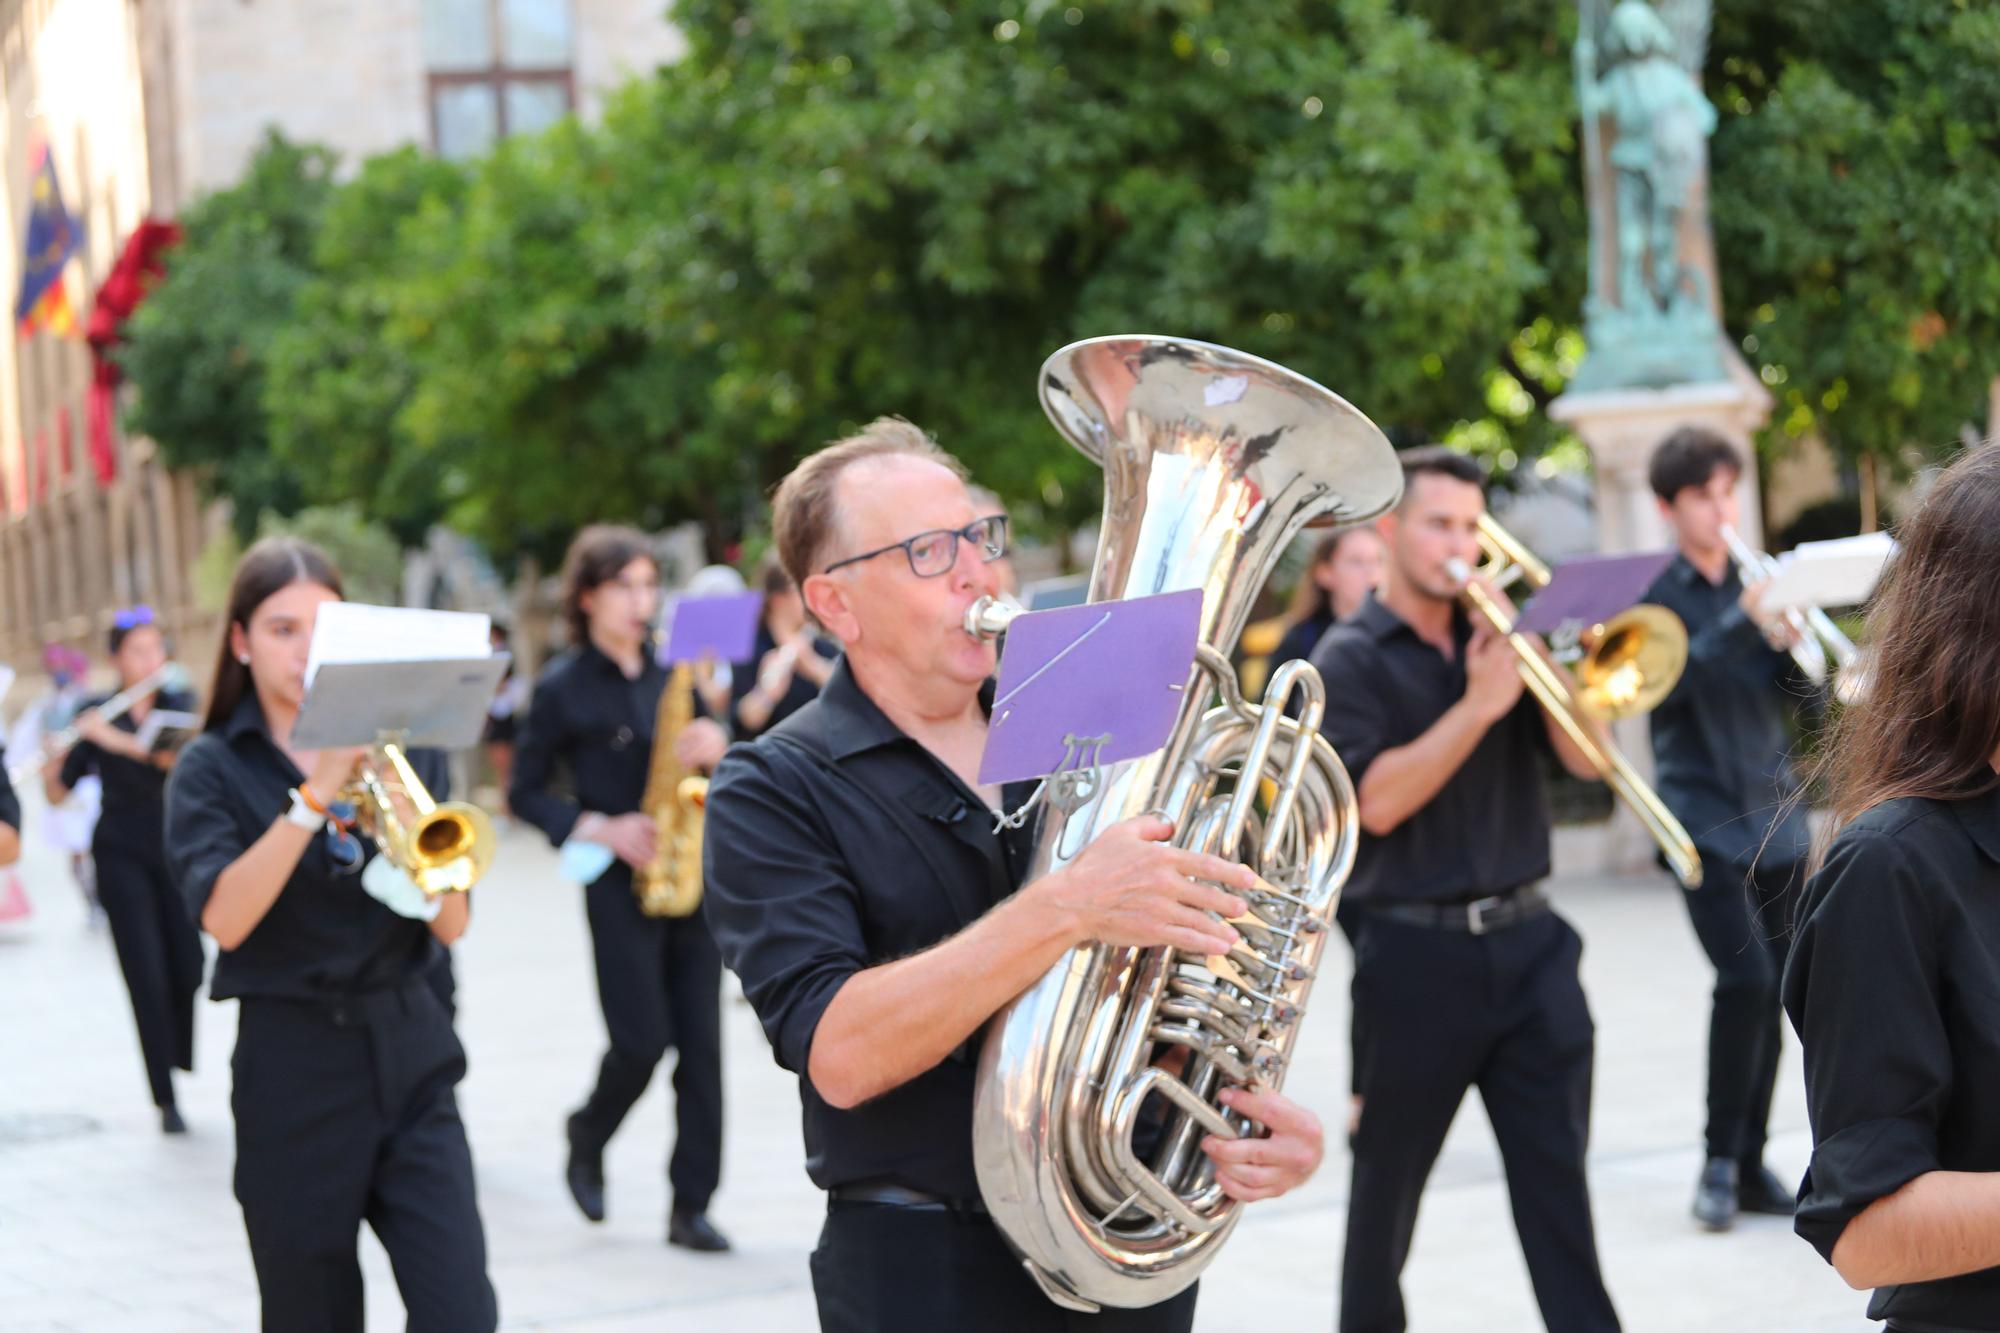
[968,335,1402,1311]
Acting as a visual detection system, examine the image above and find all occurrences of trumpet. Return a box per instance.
[9,662,185,786]
[343,740,495,896]
[1449,515,1703,888]
[1719,523,1865,704]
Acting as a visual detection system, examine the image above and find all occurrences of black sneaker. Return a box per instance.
[1692,1156,1738,1231]
[668,1209,732,1253]
[1736,1163,1797,1216]
[564,1113,606,1223]
[160,1106,188,1135]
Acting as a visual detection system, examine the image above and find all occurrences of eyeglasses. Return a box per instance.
[821,515,1009,579]
[112,605,155,631]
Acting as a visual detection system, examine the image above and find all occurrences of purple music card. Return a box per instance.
[978,589,1204,786]
[1515,551,1677,636]
[661,592,763,665]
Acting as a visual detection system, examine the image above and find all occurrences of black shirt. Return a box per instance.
[164,695,451,1002]
[509,641,665,855]
[60,687,198,851]
[1310,592,1554,903]
[702,660,1037,1199]
[1271,610,1335,680]
[1784,786,2000,1329]
[1644,555,1812,869]
[0,745,19,835]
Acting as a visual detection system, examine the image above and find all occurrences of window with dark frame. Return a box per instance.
[424,0,576,160]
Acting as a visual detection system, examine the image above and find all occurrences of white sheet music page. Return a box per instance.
[305,604,493,687]
[1758,532,1896,612]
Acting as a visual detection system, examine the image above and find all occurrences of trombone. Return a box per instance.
[1448,515,1704,888]
[344,739,495,896]
[1719,523,1865,704]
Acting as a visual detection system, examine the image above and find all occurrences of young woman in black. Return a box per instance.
[43,608,203,1132]
[164,537,496,1332]
[509,524,732,1252]
[1784,443,2000,1331]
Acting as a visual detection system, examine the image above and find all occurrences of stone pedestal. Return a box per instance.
[1546,361,1774,879]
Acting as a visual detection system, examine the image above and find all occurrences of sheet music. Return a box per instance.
[305,604,491,687]
[1757,532,1895,612]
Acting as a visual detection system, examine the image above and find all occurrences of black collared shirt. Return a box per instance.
[164,695,450,1001]
[1644,554,1812,869]
[0,746,19,835]
[509,641,666,855]
[1310,592,1554,903]
[1784,785,2000,1327]
[60,687,198,851]
[701,659,1037,1199]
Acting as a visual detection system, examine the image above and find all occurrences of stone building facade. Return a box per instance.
[0,0,682,682]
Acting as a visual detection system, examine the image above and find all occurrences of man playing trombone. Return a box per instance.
[1640,426,1813,1231]
[1309,446,1620,1333]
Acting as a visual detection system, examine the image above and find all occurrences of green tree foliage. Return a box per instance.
[117,133,337,537]
[265,148,470,547]
[1710,0,2000,469]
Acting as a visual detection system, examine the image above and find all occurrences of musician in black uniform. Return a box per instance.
[0,736,20,866]
[729,558,835,742]
[43,607,203,1132]
[1784,443,2000,1329]
[704,419,1325,1332]
[164,537,496,1332]
[1311,447,1620,1333]
[1640,427,1813,1229]
[510,525,731,1252]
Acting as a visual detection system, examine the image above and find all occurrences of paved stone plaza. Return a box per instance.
[2,813,1869,1331]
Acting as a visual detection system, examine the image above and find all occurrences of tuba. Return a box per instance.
[346,740,496,896]
[632,662,708,918]
[965,336,1402,1311]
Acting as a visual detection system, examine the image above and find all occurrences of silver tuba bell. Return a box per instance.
[964,336,1402,1310]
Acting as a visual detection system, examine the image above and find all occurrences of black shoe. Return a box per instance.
[668,1209,731,1253]
[160,1106,187,1135]
[564,1114,606,1223]
[1736,1163,1797,1216]
[1693,1156,1738,1231]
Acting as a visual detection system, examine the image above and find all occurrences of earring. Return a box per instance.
[237,653,250,665]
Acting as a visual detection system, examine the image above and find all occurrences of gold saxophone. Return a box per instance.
[632,662,709,918]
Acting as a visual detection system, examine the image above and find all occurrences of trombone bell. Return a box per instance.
[1574,605,1689,720]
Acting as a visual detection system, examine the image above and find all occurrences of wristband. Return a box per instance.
[285,787,325,831]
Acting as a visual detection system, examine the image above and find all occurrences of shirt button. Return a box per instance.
[612,726,633,751]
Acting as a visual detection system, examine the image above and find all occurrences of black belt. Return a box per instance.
[1364,884,1549,936]
[829,1182,989,1216]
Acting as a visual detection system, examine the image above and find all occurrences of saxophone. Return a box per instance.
[965,335,1402,1311]
[632,662,708,918]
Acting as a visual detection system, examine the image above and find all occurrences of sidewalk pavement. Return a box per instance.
[1,813,1866,1331]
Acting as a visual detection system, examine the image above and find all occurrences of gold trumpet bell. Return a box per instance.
[1574,605,1688,721]
[405,803,497,896]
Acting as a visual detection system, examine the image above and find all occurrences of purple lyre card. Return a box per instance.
[978,589,1204,787]
[1515,551,1676,636]
[661,592,763,666]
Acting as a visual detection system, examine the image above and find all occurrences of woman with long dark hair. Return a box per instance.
[164,537,496,1331]
[43,607,203,1132]
[1783,444,2000,1329]
[509,525,732,1252]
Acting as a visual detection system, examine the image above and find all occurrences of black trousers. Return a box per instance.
[231,977,497,1333]
[811,1202,1199,1332]
[570,871,724,1212]
[1680,852,1798,1168]
[94,833,202,1109]
[1342,911,1619,1333]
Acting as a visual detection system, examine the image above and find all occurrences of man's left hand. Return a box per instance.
[1200,1087,1324,1202]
